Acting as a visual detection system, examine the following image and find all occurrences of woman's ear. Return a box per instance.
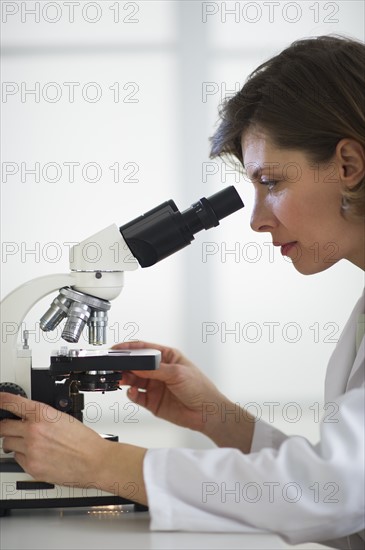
[336,139,365,188]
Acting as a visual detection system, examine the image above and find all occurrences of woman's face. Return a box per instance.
[241,130,364,274]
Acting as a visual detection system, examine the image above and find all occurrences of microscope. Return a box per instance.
[0,186,244,514]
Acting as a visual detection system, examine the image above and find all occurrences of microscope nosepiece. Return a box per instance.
[40,287,111,345]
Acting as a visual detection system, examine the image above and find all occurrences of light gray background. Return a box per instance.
[1,1,364,448]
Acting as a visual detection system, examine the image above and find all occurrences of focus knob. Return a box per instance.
[0,383,27,420]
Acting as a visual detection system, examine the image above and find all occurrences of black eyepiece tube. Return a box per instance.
[119,186,244,268]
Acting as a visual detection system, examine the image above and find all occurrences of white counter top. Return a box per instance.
[0,505,332,550]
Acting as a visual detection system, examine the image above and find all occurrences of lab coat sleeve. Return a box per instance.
[250,417,288,452]
[143,387,365,545]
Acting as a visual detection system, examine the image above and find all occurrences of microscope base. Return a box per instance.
[0,350,160,514]
[0,458,146,515]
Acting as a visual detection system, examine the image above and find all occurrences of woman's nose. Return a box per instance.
[250,194,277,233]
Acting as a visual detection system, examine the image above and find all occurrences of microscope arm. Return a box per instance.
[0,224,134,397]
[0,274,74,397]
[0,269,126,396]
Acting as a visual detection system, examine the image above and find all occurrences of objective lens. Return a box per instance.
[40,294,71,332]
[62,302,91,343]
[88,310,108,346]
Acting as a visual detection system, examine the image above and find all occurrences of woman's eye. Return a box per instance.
[261,180,278,191]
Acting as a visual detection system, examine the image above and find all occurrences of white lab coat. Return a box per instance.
[143,290,365,549]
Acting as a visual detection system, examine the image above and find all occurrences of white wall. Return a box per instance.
[1,1,364,447]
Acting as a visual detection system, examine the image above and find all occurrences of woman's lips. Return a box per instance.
[279,242,298,256]
[272,241,299,257]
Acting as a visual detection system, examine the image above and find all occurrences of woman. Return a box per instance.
[1,35,364,547]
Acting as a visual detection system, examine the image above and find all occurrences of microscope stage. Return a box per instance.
[50,348,161,374]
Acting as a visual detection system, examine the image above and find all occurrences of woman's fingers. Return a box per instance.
[126,386,148,408]
[2,435,24,454]
[120,363,180,387]
[112,340,186,365]
[112,340,166,352]
[119,372,149,389]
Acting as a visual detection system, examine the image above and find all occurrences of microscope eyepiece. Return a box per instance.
[119,186,244,268]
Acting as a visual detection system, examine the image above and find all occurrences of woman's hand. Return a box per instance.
[114,340,224,433]
[113,341,255,451]
[0,393,148,504]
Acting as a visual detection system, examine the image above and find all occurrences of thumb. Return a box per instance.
[126,386,140,402]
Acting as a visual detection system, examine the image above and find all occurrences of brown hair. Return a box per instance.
[210,35,365,219]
